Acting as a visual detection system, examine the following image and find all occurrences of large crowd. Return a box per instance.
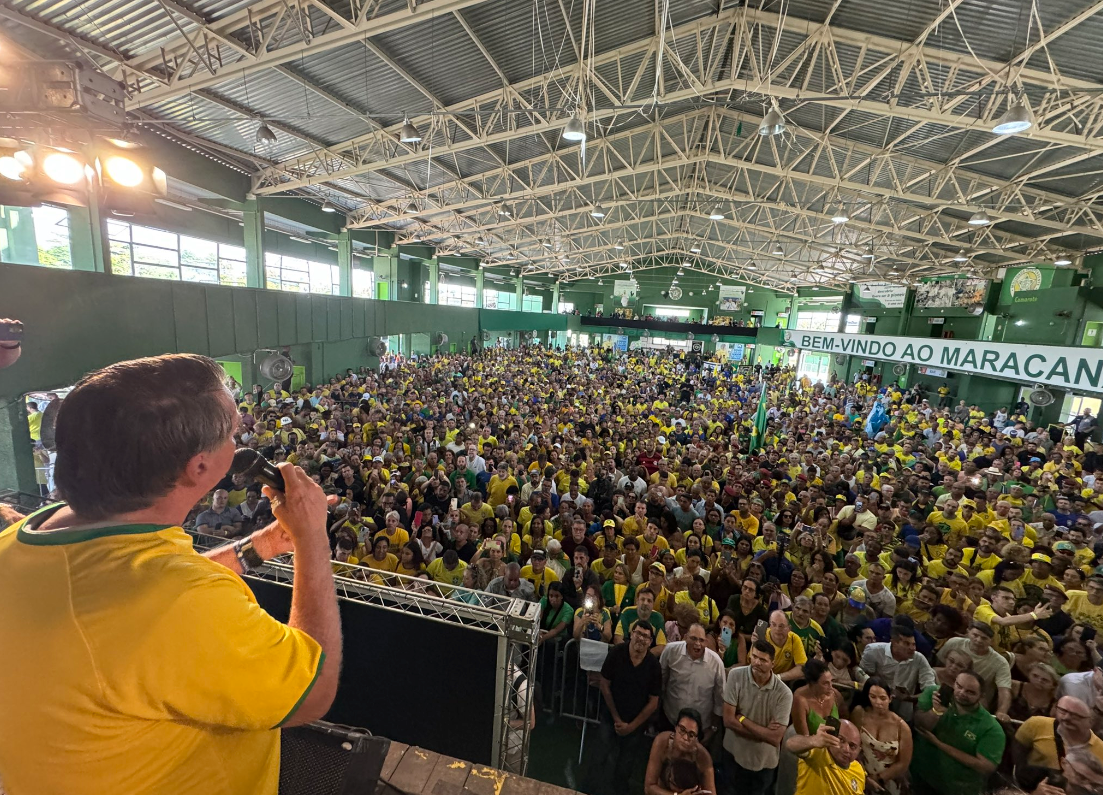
[181,345,1103,795]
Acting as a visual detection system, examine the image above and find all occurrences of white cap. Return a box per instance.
[279,417,292,426]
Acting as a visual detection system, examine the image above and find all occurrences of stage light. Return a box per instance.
[42,151,85,185]
[103,155,143,187]
[0,149,30,181]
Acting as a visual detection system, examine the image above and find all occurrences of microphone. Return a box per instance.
[231,448,285,492]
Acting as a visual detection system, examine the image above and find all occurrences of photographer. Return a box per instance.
[0,354,341,794]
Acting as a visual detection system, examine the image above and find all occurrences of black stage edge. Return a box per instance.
[579,315,762,337]
[248,577,499,765]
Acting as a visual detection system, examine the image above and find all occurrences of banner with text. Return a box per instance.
[717,285,746,312]
[781,330,1103,394]
[856,282,908,308]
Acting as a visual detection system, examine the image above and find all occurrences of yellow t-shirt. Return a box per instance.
[487,475,518,507]
[519,565,559,598]
[927,511,968,547]
[961,548,1001,571]
[735,513,760,537]
[795,746,866,795]
[622,516,647,538]
[1014,716,1103,771]
[0,505,324,795]
[1065,590,1103,631]
[766,630,807,674]
[361,552,399,572]
[373,527,409,552]
[26,411,42,442]
[638,535,670,559]
[426,557,466,587]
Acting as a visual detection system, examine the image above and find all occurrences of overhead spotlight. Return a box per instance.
[614,239,625,250]
[618,261,628,269]
[709,206,725,220]
[255,121,278,143]
[475,237,488,244]
[677,268,685,276]
[562,116,587,142]
[42,151,86,185]
[404,200,419,214]
[758,106,786,137]
[861,246,875,259]
[831,208,849,224]
[1055,253,1073,266]
[953,250,969,262]
[401,281,409,289]
[690,244,701,253]
[398,115,422,143]
[496,203,511,217]
[992,99,1034,135]
[747,261,758,270]
[590,204,605,218]
[772,241,784,255]
[321,199,337,213]
[968,209,992,226]
[0,148,31,181]
[598,279,604,285]
[101,155,143,187]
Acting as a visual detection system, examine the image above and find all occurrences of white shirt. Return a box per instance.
[660,642,726,730]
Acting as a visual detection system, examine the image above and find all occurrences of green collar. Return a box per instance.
[17,503,173,546]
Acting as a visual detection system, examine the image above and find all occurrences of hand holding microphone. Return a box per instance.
[231,449,328,558]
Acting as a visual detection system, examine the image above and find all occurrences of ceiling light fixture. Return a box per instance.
[541,239,553,248]
[614,239,625,250]
[831,208,849,224]
[103,155,143,187]
[758,106,786,137]
[690,244,701,253]
[861,246,875,259]
[992,99,1034,135]
[321,199,337,213]
[1055,253,1073,266]
[618,261,628,269]
[968,209,992,226]
[772,242,784,255]
[677,268,685,276]
[404,201,419,214]
[590,204,605,218]
[41,151,85,185]
[398,115,422,143]
[496,203,511,217]
[709,206,725,220]
[562,116,587,142]
[747,261,758,270]
[255,121,277,143]
[953,250,969,262]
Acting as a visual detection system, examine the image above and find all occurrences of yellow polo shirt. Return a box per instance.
[0,505,324,795]
[767,629,808,674]
[795,746,866,795]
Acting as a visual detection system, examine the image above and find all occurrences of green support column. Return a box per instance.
[475,267,485,308]
[836,288,855,333]
[66,197,110,273]
[515,275,524,309]
[336,229,353,297]
[551,281,561,313]
[242,199,267,289]
[0,399,37,495]
[787,295,799,329]
[428,258,439,304]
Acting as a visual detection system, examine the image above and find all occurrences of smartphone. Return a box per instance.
[450,498,458,512]
[754,619,769,642]
[722,548,732,562]
[937,683,955,708]
[1081,625,1097,643]
[412,510,423,528]
[825,715,841,734]
[720,626,733,646]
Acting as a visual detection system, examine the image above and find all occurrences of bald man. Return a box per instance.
[1012,696,1103,788]
[785,719,865,795]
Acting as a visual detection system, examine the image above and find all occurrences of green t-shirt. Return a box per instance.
[617,606,667,646]
[788,617,825,658]
[539,598,574,632]
[911,687,1006,795]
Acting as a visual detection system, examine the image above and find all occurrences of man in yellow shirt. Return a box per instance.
[1065,575,1103,632]
[927,500,968,548]
[25,399,42,443]
[520,548,559,598]
[762,609,807,682]
[0,354,339,795]
[487,462,518,508]
[786,721,866,795]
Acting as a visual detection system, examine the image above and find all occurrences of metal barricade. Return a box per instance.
[536,635,566,714]
[557,638,609,763]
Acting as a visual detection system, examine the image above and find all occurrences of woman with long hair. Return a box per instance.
[790,659,848,736]
[573,584,612,642]
[888,558,920,602]
[601,562,637,619]
[850,677,912,795]
[1007,661,1059,723]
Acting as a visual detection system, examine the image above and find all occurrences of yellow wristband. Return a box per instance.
[739,715,747,723]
